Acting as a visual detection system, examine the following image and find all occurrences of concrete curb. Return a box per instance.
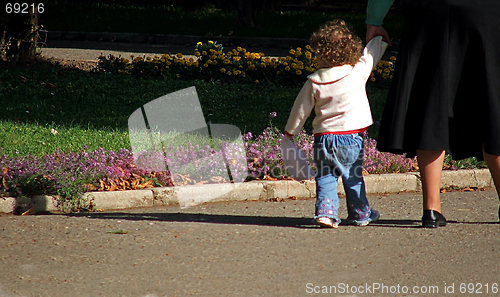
[45,30,310,49]
[0,169,493,214]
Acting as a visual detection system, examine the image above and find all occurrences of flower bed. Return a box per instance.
[0,127,417,212]
[96,41,395,87]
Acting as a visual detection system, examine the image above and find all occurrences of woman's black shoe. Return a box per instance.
[422,210,447,228]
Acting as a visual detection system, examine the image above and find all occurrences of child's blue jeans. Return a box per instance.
[313,133,373,223]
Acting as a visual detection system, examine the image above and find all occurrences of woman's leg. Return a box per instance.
[417,150,445,212]
[483,150,500,195]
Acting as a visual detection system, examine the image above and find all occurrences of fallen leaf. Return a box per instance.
[21,206,36,216]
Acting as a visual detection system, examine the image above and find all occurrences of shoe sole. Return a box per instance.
[317,222,339,228]
[314,218,339,228]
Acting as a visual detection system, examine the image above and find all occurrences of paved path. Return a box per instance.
[39,40,291,62]
[1,190,499,296]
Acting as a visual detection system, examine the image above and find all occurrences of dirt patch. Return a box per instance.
[4,55,98,72]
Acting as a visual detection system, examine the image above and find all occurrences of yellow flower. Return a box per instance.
[390,56,397,61]
[255,80,259,83]
[233,56,241,62]
[176,74,180,78]
[295,70,302,75]
[220,68,226,73]
[202,51,207,56]
[209,40,214,44]
[289,49,296,55]
[370,77,376,82]
[176,53,183,58]
[248,65,256,71]
[285,66,291,71]
[254,53,261,59]
[197,42,202,46]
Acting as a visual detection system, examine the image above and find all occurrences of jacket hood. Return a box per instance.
[307,64,354,85]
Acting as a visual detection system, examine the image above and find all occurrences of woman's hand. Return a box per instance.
[366,24,392,46]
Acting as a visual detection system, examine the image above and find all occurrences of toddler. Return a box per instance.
[284,19,387,228]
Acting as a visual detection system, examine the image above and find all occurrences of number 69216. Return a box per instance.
[5,3,44,14]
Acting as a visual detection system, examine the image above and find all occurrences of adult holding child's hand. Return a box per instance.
[366,0,500,228]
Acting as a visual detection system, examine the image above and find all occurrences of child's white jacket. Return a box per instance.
[285,36,388,136]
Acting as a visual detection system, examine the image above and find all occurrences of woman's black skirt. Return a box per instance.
[377,0,500,160]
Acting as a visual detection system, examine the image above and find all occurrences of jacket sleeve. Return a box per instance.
[359,36,388,78]
[284,80,315,136]
[366,0,394,26]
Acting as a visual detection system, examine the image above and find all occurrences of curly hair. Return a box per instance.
[309,19,363,68]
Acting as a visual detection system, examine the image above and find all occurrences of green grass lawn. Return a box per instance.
[0,60,389,157]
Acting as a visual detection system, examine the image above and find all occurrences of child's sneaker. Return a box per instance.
[315,216,339,228]
[347,209,380,227]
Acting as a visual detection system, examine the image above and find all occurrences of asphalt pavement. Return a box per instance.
[1,190,500,297]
